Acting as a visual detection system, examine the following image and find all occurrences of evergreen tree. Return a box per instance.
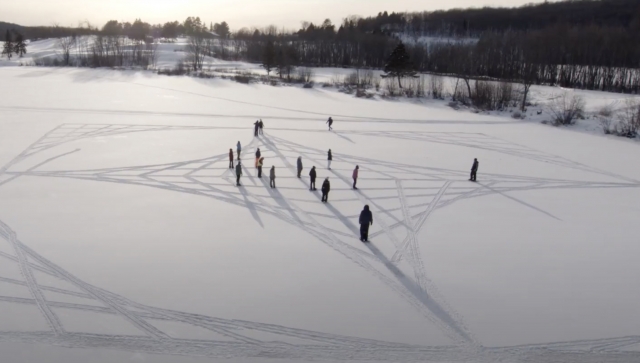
[262,40,275,77]
[213,22,230,38]
[14,32,27,57]
[2,30,14,60]
[382,42,417,88]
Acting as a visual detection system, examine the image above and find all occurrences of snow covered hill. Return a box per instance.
[0,66,639,363]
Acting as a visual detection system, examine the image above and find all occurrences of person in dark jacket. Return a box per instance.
[326,117,333,131]
[352,165,359,189]
[269,166,276,188]
[321,177,330,202]
[327,149,332,169]
[235,161,243,186]
[470,158,479,182]
[359,205,373,242]
[309,166,317,190]
[237,141,242,159]
[259,119,264,135]
[228,148,234,169]
[254,121,260,137]
[297,157,303,178]
[255,148,261,168]
[257,157,264,178]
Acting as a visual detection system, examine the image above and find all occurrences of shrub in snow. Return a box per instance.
[471,81,517,111]
[448,101,460,110]
[303,83,313,89]
[430,75,445,100]
[296,67,314,83]
[615,99,640,138]
[511,111,522,119]
[599,117,613,134]
[547,93,585,126]
[158,61,188,76]
[234,75,252,84]
[383,78,400,97]
[598,104,615,118]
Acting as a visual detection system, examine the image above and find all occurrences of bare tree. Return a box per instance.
[57,36,76,66]
[519,62,538,112]
[186,32,206,71]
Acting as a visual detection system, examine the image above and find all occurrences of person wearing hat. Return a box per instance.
[309,166,317,190]
[321,177,330,203]
[359,205,373,242]
[470,158,479,182]
[269,166,276,188]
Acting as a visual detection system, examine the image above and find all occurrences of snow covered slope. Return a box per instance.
[0,67,639,363]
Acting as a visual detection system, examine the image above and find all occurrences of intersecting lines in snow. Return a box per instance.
[339,130,639,183]
[0,219,478,361]
[2,124,640,360]
[4,125,640,347]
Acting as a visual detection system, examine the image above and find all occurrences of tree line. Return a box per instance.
[229,11,640,93]
[11,0,640,93]
[99,17,230,41]
[387,0,640,37]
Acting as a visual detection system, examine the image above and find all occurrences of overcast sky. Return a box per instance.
[4,0,551,30]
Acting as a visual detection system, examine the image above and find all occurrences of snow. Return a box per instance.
[1,61,640,363]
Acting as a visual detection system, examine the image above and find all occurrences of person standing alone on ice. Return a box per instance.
[327,117,333,131]
[297,157,303,178]
[321,177,330,203]
[359,205,373,242]
[327,149,332,169]
[228,148,234,169]
[309,166,317,190]
[237,141,242,159]
[255,148,261,168]
[352,165,359,189]
[470,158,479,182]
[270,166,276,188]
[257,157,264,178]
[235,161,243,186]
[269,166,276,188]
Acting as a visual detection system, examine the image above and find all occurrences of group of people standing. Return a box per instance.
[228,137,363,210]
[226,117,479,243]
[254,119,265,137]
[229,142,272,187]
[296,154,361,201]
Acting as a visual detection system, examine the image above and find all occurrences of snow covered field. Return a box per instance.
[1,65,640,363]
[7,37,640,133]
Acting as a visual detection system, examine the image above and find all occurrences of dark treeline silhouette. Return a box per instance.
[395,0,640,37]
[24,25,97,39]
[0,23,98,40]
[0,21,24,36]
[228,0,640,93]
[436,26,640,93]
